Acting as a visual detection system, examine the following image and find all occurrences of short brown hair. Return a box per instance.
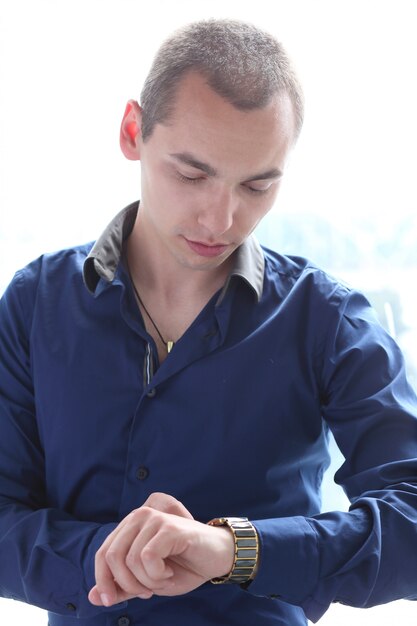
[140,19,304,141]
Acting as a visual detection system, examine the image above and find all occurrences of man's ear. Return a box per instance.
[120,100,142,160]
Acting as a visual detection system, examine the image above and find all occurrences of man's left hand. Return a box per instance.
[88,492,234,607]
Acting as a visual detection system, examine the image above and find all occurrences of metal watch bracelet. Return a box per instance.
[207,517,259,584]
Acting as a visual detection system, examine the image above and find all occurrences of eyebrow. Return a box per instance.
[169,151,283,182]
[245,168,283,182]
[169,152,217,177]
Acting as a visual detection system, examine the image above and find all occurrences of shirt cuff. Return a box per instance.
[246,516,319,610]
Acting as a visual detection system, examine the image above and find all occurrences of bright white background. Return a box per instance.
[0,1,416,624]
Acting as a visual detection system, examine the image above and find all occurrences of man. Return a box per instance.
[1,18,417,626]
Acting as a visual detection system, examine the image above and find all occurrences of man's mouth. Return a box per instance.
[185,238,230,258]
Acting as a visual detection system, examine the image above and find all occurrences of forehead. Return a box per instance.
[151,72,296,175]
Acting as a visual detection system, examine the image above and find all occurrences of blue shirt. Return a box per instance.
[1,202,417,626]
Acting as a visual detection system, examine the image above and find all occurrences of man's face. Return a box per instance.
[136,72,296,272]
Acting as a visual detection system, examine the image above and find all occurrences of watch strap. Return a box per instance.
[207,516,259,584]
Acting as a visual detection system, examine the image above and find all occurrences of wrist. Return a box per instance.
[214,525,235,578]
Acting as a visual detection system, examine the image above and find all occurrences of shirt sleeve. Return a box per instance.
[0,269,121,618]
[247,289,417,622]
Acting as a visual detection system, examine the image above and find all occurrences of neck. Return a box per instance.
[127,271,173,350]
[126,213,234,361]
[126,212,232,302]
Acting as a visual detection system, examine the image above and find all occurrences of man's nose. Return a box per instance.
[197,188,238,237]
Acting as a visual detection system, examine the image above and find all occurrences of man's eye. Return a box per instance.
[176,172,205,185]
[243,184,271,195]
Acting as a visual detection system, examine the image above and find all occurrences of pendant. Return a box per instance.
[167,341,174,353]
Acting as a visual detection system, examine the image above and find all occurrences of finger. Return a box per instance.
[139,523,191,583]
[93,519,131,602]
[93,545,121,606]
[143,493,194,519]
[127,528,174,586]
[103,524,151,597]
[96,509,136,555]
[101,508,175,596]
[94,512,145,601]
[88,582,154,606]
[88,585,102,606]
[93,509,157,605]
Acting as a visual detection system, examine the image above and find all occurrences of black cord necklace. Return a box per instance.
[129,272,174,353]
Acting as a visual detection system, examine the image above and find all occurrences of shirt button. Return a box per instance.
[147,388,156,398]
[136,466,149,480]
[66,603,76,611]
[117,617,131,626]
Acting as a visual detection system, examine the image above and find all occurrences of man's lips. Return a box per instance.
[185,238,230,258]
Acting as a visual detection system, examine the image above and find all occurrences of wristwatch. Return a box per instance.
[207,517,259,584]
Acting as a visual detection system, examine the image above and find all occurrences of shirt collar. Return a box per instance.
[83,201,265,301]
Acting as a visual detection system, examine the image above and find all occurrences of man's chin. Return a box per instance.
[175,247,236,272]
